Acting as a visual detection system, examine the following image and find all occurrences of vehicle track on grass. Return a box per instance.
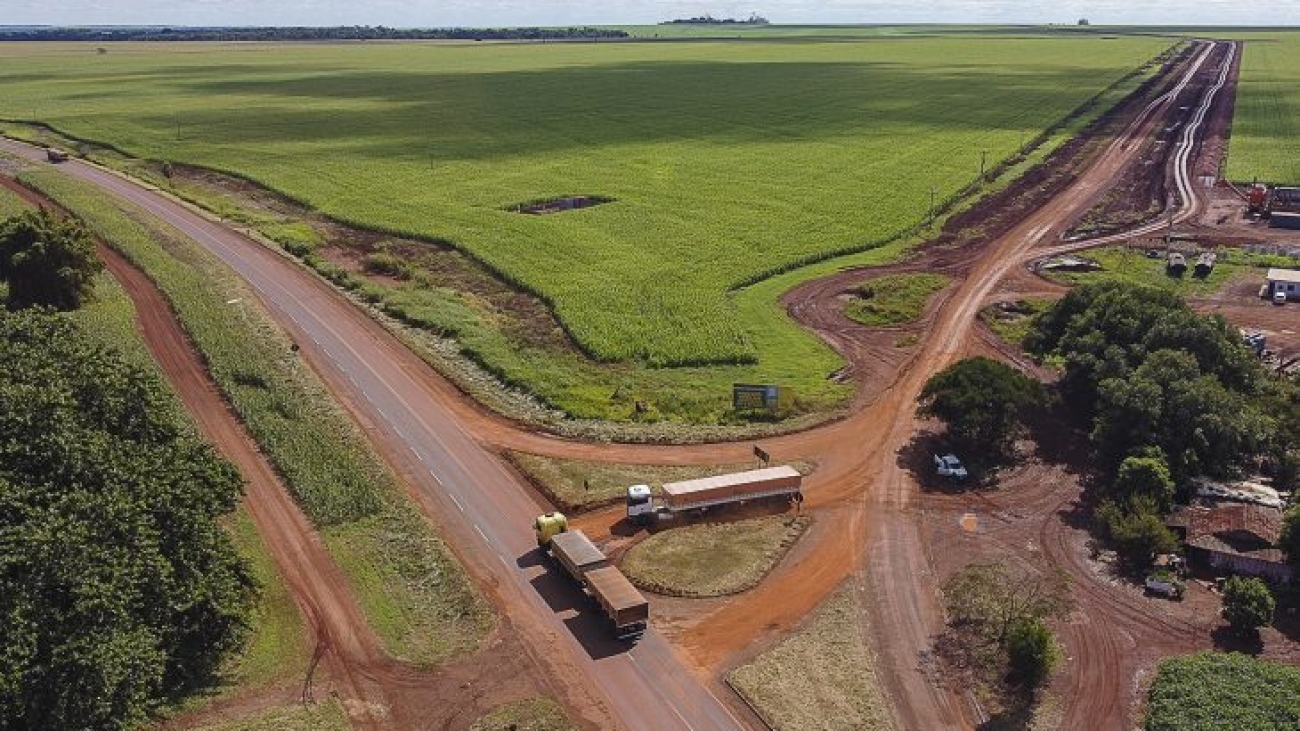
[0,38,1231,731]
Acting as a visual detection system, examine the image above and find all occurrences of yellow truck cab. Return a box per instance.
[533,511,569,548]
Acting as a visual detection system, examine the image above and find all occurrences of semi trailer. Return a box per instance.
[534,515,649,640]
[626,465,803,525]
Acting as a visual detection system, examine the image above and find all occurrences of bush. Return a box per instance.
[363,250,412,280]
[1006,617,1060,688]
[1097,496,1178,570]
[1222,576,1274,634]
[0,208,102,310]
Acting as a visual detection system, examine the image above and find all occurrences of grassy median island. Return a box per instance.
[729,586,894,730]
[1145,652,1300,731]
[18,166,490,668]
[469,699,574,731]
[845,273,950,327]
[620,515,809,597]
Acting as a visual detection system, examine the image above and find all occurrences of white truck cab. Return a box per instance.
[626,484,655,525]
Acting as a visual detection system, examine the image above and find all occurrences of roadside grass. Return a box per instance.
[0,36,1170,386]
[469,698,574,731]
[980,298,1053,347]
[1039,245,1273,296]
[1145,652,1300,731]
[506,452,815,512]
[20,167,490,668]
[844,273,950,327]
[729,585,894,730]
[190,700,351,731]
[620,516,809,597]
[0,183,29,218]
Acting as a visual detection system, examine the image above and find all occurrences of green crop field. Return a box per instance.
[1226,32,1300,183]
[0,37,1166,369]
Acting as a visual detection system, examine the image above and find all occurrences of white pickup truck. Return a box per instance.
[934,453,968,480]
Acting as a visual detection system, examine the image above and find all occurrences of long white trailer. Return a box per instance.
[627,465,803,524]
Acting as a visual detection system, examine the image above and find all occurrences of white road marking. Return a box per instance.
[474,524,489,542]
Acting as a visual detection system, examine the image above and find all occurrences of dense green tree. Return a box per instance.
[1006,617,1060,688]
[1280,508,1300,575]
[0,310,255,730]
[1029,281,1273,482]
[0,208,102,310]
[1221,576,1275,635]
[917,357,1046,462]
[1097,496,1179,570]
[1112,453,1176,513]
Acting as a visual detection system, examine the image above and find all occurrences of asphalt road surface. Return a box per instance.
[0,138,753,731]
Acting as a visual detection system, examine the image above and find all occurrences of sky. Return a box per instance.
[4,0,1299,28]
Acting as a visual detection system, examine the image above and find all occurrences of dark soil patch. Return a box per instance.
[509,195,612,215]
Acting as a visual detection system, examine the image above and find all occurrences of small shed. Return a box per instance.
[1266,268,1300,302]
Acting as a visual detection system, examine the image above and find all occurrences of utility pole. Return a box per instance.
[980,149,988,181]
[929,186,938,226]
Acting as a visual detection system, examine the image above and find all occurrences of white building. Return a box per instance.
[1266,268,1300,302]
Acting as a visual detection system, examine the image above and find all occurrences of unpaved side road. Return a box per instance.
[98,243,397,728]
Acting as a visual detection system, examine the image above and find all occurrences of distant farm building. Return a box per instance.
[1266,268,1300,302]
[1170,503,1293,584]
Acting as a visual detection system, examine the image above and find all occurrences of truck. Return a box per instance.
[626,465,803,525]
[934,453,969,480]
[45,148,69,163]
[534,519,649,640]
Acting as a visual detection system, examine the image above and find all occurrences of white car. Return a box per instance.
[934,453,969,480]
[1275,289,1289,305]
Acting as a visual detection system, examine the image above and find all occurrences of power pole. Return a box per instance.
[980,149,988,180]
[929,186,938,226]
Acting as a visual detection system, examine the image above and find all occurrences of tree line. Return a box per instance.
[0,26,629,42]
[0,210,256,729]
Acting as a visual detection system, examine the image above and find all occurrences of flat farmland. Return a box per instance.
[1225,31,1300,183]
[0,36,1168,422]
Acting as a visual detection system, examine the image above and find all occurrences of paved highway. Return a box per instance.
[0,138,753,731]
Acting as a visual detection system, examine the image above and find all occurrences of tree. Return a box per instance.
[0,310,255,729]
[1281,508,1300,575]
[1221,576,1275,634]
[1006,617,1060,688]
[944,562,1071,646]
[1077,18,1090,25]
[918,357,1046,462]
[0,208,102,310]
[1097,496,1178,570]
[1112,453,1175,513]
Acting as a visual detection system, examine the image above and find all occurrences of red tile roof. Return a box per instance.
[1184,504,1286,564]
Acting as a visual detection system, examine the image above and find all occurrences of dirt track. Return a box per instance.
[1,37,1247,731]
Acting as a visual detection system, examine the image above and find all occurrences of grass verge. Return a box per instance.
[1039,245,1282,297]
[729,585,894,730]
[0,183,28,218]
[620,515,809,597]
[980,298,1053,348]
[19,165,490,668]
[469,698,575,731]
[844,273,950,327]
[1145,652,1300,731]
[191,700,350,731]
